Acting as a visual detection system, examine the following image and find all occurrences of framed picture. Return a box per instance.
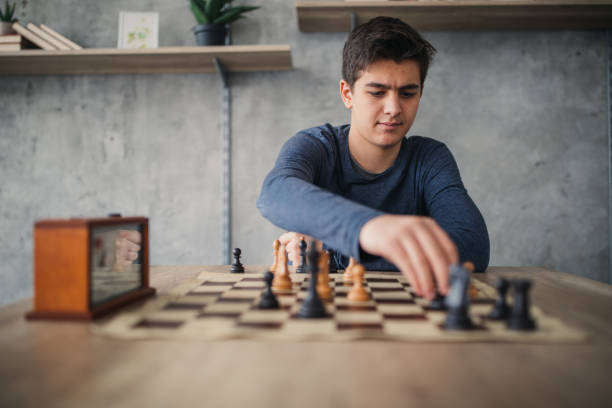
[117,11,159,49]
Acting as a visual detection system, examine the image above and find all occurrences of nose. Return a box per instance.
[383,93,401,116]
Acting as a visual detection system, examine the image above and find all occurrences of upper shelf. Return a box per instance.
[0,45,293,76]
[296,0,612,32]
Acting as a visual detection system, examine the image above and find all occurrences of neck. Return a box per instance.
[348,130,402,174]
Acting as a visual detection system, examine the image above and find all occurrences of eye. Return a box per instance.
[401,92,417,98]
[368,91,384,97]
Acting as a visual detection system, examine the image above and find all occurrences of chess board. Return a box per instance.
[95,267,586,343]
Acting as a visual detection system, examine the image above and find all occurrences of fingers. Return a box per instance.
[410,223,452,295]
[426,219,459,265]
[115,231,142,267]
[116,237,140,253]
[119,229,142,244]
[359,215,457,300]
[278,232,297,246]
[387,240,422,296]
[278,232,304,265]
[398,231,435,300]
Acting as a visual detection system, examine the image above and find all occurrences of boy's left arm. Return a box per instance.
[423,144,490,272]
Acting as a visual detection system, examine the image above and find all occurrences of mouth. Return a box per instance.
[377,121,402,130]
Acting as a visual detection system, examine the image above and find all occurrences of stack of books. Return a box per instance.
[3,22,82,51]
[0,33,20,52]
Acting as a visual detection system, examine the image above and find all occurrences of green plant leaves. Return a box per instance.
[190,0,209,24]
[205,0,224,23]
[189,0,259,26]
[214,5,259,25]
[0,0,17,23]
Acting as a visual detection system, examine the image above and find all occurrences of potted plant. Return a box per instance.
[0,0,17,35]
[189,0,259,46]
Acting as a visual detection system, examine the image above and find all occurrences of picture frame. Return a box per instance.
[117,11,159,49]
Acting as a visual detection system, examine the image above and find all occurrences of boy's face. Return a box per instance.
[340,59,422,151]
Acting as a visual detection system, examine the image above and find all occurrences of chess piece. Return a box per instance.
[488,278,510,320]
[270,239,280,273]
[468,283,479,299]
[295,237,307,273]
[298,244,326,318]
[506,279,536,331]
[272,244,292,291]
[428,291,447,310]
[461,261,478,298]
[230,248,245,273]
[343,257,356,282]
[347,264,370,302]
[317,250,333,301]
[444,264,474,330]
[463,261,475,272]
[327,250,338,273]
[258,271,280,309]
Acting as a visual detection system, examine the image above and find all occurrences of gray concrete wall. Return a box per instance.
[0,0,608,307]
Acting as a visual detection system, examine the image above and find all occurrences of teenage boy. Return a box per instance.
[257,17,489,300]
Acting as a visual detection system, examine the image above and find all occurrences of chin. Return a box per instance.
[374,131,406,147]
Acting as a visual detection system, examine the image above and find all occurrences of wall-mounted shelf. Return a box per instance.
[0,45,293,75]
[296,0,612,32]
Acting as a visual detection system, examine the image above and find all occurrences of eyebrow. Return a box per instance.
[365,82,420,90]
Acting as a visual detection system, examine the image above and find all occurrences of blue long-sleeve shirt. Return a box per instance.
[257,123,490,272]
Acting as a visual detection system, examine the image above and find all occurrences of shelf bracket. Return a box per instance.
[350,12,357,32]
[214,56,231,264]
[606,30,612,284]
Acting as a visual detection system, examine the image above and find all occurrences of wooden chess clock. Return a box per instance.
[26,215,156,320]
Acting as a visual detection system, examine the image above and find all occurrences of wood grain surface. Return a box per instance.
[0,45,293,76]
[296,0,612,32]
[1,265,611,408]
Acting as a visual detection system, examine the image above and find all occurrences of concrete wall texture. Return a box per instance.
[0,0,609,306]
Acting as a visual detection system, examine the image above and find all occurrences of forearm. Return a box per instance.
[257,174,382,261]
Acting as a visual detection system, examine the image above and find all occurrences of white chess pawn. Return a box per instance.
[347,264,369,302]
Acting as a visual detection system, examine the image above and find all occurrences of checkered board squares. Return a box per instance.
[96,270,587,343]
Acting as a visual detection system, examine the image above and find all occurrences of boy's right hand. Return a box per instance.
[359,214,458,300]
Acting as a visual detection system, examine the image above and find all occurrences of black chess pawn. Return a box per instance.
[507,279,536,331]
[258,271,280,309]
[295,239,307,273]
[298,243,326,318]
[488,278,510,320]
[327,250,338,273]
[230,248,245,273]
[428,291,447,311]
[444,264,474,330]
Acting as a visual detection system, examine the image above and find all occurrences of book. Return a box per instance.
[26,23,70,50]
[11,22,56,50]
[39,24,82,50]
[0,43,20,51]
[0,34,20,44]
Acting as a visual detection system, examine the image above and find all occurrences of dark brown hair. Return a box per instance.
[342,16,437,88]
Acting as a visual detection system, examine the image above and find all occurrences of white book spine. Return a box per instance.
[26,23,70,50]
[11,22,56,50]
[39,24,82,50]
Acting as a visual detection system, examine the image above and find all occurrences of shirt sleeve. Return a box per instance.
[421,144,490,272]
[256,132,383,261]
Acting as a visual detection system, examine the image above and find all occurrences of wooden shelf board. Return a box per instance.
[0,45,293,75]
[296,0,612,32]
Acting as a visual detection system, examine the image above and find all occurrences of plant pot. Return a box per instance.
[192,23,227,46]
[0,22,15,35]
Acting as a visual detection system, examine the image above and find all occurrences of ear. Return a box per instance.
[339,79,353,109]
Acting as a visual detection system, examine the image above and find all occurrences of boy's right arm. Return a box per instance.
[257,133,459,299]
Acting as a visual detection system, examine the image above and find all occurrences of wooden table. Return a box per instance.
[1,266,611,408]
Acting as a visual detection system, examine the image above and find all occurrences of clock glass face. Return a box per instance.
[90,223,144,306]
